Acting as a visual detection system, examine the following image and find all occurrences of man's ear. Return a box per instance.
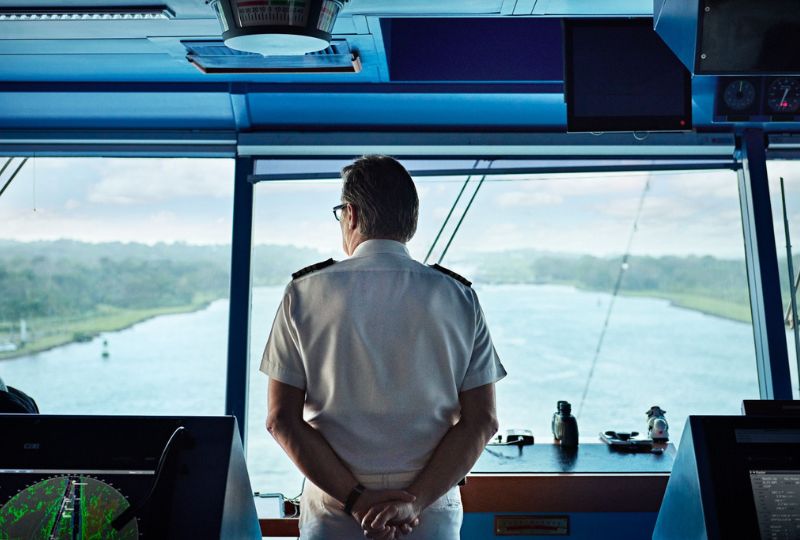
[346,203,358,231]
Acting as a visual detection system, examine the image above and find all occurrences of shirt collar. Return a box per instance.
[351,239,411,259]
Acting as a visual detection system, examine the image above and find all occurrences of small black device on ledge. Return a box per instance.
[552,400,579,447]
[600,431,663,454]
[490,429,534,447]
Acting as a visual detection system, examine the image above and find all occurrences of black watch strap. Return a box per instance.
[343,483,366,515]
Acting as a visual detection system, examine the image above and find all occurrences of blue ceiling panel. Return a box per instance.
[691,76,717,127]
[0,92,234,129]
[0,38,162,55]
[0,54,198,82]
[0,34,382,83]
[245,92,566,129]
[534,0,651,15]
[0,53,381,83]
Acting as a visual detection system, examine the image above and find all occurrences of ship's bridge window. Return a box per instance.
[768,158,800,398]
[246,158,758,497]
[0,157,234,415]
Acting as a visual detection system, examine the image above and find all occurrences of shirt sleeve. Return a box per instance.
[460,291,507,392]
[260,284,307,390]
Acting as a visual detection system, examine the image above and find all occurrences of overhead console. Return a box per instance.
[654,0,800,75]
[653,416,800,539]
[655,1,800,130]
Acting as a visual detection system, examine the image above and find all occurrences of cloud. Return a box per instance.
[253,216,341,253]
[1,208,233,245]
[768,161,800,182]
[487,171,648,197]
[495,191,563,207]
[599,195,701,221]
[88,159,234,205]
[660,170,738,200]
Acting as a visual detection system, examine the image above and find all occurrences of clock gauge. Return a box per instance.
[767,78,800,114]
[722,79,757,111]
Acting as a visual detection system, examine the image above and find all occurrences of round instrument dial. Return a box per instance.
[722,79,757,111]
[767,78,800,114]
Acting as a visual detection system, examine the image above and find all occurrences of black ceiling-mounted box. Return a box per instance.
[564,18,692,133]
[654,0,800,75]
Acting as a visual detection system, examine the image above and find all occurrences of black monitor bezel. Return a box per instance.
[563,17,693,133]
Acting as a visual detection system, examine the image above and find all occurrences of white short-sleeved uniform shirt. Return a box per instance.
[260,239,506,475]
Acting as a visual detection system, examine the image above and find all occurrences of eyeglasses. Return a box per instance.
[332,203,346,222]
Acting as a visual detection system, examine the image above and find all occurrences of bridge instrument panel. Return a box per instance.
[715,77,800,121]
[0,470,146,538]
[0,415,261,540]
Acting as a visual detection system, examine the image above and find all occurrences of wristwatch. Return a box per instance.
[343,483,365,515]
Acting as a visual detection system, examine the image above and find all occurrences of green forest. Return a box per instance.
[471,250,755,324]
[0,239,781,359]
[0,240,323,358]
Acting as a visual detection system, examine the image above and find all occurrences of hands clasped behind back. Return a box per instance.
[351,489,421,539]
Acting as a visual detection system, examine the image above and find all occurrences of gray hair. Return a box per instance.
[341,155,419,242]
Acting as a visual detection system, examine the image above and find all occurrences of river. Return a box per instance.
[0,284,770,496]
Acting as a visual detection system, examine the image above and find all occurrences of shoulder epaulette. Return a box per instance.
[292,258,336,280]
[429,263,472,288]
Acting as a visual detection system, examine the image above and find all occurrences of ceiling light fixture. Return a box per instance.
[0,6,174,21]
[208,0,349,56]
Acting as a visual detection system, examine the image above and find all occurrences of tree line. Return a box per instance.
[0,240,323,321]
[0,240,781,323]
[471,250,752,307]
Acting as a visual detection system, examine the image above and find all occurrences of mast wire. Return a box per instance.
[423,160,481,265]
[577,176,651,418]
[0,157,28,200]
[436,162,493,265]
[779,177,800,393]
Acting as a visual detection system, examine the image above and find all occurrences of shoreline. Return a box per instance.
[619,290,751,324]
[0,297,219,361]
[480,281,752,324]
[0,284,755,361]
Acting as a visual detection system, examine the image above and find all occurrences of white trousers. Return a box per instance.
[299,471,463,540]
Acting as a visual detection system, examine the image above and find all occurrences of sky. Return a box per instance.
[1,157,799,260]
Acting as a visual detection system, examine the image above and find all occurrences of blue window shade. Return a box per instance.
[382,18,564,82]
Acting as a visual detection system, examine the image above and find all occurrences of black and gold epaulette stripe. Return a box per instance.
[292,258,336,280]
[429,263,472,288]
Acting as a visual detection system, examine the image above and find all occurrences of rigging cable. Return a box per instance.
[423,160,481,265]
[32,154,36,212]
[783,272,800,326]
[0,157,28,200]
[576,176,651,419]
[436,161,493,265]
[0,157,12,179]
[779,177,800,392]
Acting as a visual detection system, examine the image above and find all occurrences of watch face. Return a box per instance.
[766,78,800,114]
[722,79,757,111]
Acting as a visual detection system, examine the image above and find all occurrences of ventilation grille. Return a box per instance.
[184,40,361,74]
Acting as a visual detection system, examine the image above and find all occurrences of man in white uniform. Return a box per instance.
[262,155,506,539]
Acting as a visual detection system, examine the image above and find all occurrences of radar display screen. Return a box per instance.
[750,470,800,540]
[0,469,151,538]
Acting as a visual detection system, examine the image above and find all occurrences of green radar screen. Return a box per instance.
[0,476,139,539]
